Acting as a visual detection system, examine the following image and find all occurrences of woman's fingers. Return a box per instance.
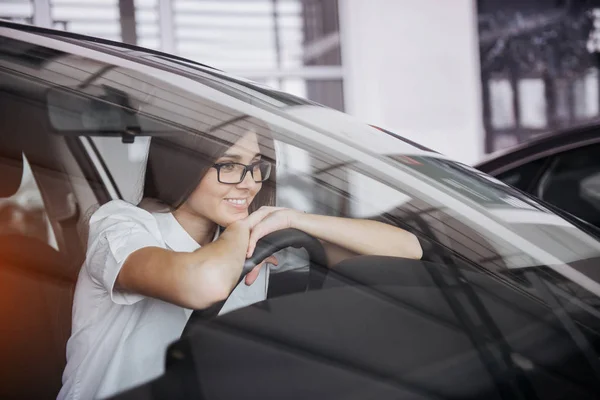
[246,209,301,257]
[263,255,279,271]
[247,213,287,257]
[243,208,288,285]
[245,206,284,229]
[244,255,279,286]
[244,265,261,286]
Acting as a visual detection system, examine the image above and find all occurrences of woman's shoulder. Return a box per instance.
[89,200,158,227]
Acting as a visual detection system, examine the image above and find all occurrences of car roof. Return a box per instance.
[0,19,219,72]
[475,122,600,174]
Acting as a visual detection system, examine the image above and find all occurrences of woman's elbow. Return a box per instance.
[182,266,233,310]
[185,282,230,310]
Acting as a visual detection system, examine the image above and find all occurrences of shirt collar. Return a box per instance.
[152,212,219,252]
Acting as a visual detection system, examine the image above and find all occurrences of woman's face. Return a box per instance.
[182,131,263,227]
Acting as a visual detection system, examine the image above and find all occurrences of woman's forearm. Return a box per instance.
[291,213,422,260]
[118,220,250,310]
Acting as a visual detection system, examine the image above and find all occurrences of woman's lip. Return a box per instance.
[223,199,249,209]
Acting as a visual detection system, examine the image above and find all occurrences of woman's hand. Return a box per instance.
[245,206,301,258]
[242,206,303,286]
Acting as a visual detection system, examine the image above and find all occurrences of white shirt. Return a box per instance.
[58,200,270,400]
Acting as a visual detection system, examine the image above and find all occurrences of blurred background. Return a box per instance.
[2,0,600,164]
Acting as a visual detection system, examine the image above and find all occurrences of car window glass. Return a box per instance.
[274,155,600,396]
[538,144,600,229]
[3,33,599,318]
[386,155,600,320]
[496,157,548,191]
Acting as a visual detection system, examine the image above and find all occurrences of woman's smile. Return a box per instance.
[224,197,249,209]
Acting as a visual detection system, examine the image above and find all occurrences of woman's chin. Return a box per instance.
[219,212,249,227]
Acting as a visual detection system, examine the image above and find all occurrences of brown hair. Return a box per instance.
[141,116,276,213]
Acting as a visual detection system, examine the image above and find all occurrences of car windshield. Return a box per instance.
[3,26,600,398]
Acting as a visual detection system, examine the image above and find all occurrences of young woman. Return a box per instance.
[58,117,422,400]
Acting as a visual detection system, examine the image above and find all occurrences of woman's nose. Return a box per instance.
[236,170,258,189]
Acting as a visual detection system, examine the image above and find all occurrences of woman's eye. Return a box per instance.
[221,164,236,172]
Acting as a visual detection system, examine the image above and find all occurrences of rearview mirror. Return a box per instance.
[46,85,173,141]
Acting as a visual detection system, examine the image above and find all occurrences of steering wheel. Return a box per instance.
[241,228,328,283]
[181,228,328,335]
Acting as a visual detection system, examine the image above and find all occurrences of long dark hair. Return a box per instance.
[141,116,276,213]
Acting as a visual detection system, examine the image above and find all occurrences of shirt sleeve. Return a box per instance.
[85,200,163,305]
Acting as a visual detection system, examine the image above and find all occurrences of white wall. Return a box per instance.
[339,0,484,164]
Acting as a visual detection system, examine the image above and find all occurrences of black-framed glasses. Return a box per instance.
[212,160,272,184]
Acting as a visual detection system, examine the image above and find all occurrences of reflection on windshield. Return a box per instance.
[387,155,600,260]
[48,31,319,110]
[143,55,319,109]
[279,149,600,343]
[376,154,600,334]
[392,155,550,212]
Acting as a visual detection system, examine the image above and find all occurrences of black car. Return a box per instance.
[475,125,600,230]
[2,21,600,400]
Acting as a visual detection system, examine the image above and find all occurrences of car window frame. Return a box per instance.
[478,132,600,175]
[496,156,553,193]
[530,142,600,229]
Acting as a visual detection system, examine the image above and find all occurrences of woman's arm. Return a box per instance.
[246,207,422,267]
[117,220,250,309]
[293,213,422,261]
